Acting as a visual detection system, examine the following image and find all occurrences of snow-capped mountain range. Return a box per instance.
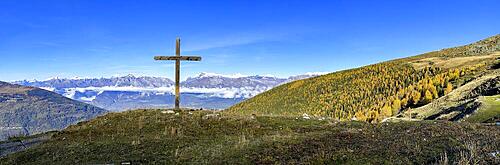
[13,72,327,111]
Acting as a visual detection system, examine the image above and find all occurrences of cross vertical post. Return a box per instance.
[154,38,201,110]
[175,38,181,109]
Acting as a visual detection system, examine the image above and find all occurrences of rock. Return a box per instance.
[302,113,310,119]
[467,77,500,99]
[161,110,175,114]
[489,151,500,158]
[203,113,220,120]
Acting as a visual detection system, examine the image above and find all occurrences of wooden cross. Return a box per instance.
[154,38,201,109]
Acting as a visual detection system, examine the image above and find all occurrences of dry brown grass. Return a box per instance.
[410,52,499,70]
[0,86,33,94]
[2,110,499,164]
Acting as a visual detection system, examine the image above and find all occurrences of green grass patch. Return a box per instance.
[466,95,500,123]
[1,109,499,164]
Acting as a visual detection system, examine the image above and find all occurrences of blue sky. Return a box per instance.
[0,0,499,81]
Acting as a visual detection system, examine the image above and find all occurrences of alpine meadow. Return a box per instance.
[1,34,499,164]
[1,1,500,164]
[228,35,499,123]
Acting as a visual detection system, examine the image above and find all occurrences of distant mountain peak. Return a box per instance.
[260,74,277,78]
[196,72,248,78]
[44,76,61,81]
[301,72,329,76]
[193,72,285,79]
[124,74,136,78]
[0,81,12,87]
[9,71,329,111]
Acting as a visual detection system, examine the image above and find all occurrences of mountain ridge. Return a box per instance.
[227,34,500,122]
[11,72,326,111]
[0,81,108,140]
[13,72,327,88]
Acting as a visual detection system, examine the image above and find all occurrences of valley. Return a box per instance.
[13,73,324,111]
[0,81,108,140]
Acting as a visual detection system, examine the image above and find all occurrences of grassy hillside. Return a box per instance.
[0,81,108,140]
[227,35,500,122]
[400,69,500,122]
[2,36,499,164]
[465,95,500,122]
[1,110,499,164]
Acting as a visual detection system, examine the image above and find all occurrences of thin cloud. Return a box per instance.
[183,34,271,51]
[21,21,49,28]
[183,26,311,52]
[87,46,113,53]
[36,41,62,47]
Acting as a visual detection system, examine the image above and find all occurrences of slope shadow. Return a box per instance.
[424,99,481,121]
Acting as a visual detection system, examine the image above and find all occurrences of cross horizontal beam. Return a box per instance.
[154,56,201,61]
